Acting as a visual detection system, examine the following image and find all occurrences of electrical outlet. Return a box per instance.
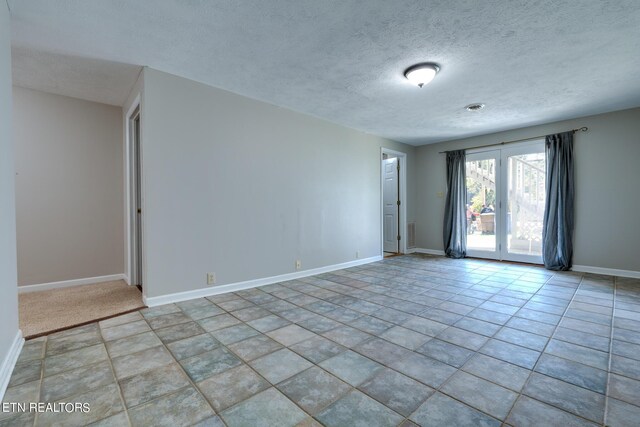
[207,272,216,285]
[356,251,360,259]
[295,260,301,270]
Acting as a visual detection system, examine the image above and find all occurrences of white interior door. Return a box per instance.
[383,157,399,253]
[465,141,545,264]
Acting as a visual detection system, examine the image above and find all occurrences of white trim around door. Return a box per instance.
[124,96,145,292]
[465,139,545,264]
[380,148,407,256]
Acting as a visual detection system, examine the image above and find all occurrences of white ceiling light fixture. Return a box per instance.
[404,63,440,88]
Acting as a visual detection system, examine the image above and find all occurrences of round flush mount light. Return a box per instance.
[465,103,485,111]
[404,63,440,88]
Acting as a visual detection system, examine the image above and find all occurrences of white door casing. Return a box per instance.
[383,157,399,253]
[465,140,545,264]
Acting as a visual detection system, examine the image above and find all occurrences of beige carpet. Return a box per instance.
[19,280,145,339]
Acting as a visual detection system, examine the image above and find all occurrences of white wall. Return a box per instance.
[0,1,21,395]
[13,87,124,286]
[415,108,640,273]
[141,68,414,298]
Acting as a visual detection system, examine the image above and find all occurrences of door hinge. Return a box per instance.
[397,200,401,206]
[397,162,400,171]
[397,235,401,241]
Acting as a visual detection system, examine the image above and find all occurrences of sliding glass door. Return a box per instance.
[465,141,545,264]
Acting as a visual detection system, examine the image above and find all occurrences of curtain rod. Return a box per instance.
[438,127,588,154]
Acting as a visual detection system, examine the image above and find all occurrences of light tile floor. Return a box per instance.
[2,254,640,426]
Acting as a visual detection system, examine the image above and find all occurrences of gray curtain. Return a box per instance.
[543,131,574,270]
[443,150,467,258]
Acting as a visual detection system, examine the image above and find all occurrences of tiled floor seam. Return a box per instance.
[222,274,516,426]
[10,256,637,427]
[260,273,517,398]
[225,353,348,425]
[101,313,219,423]
[410,270,552,425]
[33,339,46,427]
[298,266,461,316]
[419,295,545,420]
[135,314,225,425]
[205,305,408,426]
[137,307,337,427]
[502,274,608,426]
[602,276,618,427]
[99,322,135,427]
[218,350,317,424]
[368,263,546,424]
[279,265,526,342]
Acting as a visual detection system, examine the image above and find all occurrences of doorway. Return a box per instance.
[381,149,406,257]
[127,105,143,290]
[465,140,545,264]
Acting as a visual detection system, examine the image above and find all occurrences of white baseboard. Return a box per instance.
[0,330,24,401]
[407,253,639,278]
[18,274,126,293]
[143,256,383,307]
[411,248,446,256]
[572,265,640,279]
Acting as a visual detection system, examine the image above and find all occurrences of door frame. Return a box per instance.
[466,139,545,264]
[380,148,407,256]
[124,96,145,288]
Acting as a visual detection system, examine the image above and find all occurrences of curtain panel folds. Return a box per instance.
[542,131,575,270]
[443,150,467,258]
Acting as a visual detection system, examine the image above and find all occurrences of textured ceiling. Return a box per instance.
[8,1,640,145]
[12,47,141,106]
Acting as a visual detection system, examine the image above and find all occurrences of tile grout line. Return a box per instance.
[325,260,554,425]
[98,324,134,427]
[417,265,556,425]
[500,272,581,424]
[207,302,405,424]
[223,259,516,424]
[136,312,231,427]
[602,275,617,427]
[31,326,141,425]
[32,336,47,427]
[106,300,357,425]
[294,258,576,424]
[502,272,611,426]
[296,259,495,425]
[11,255,633,427]
[107,317,230,424]
[139,304,339,427]
[209,297,425,424]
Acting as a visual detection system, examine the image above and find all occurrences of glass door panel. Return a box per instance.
[465,142,545,264]
[465,151,500,259]
[502,144,545,263]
